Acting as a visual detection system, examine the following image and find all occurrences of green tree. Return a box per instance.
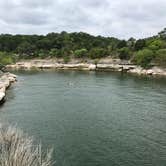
[63,56,70,63]
[134,39,146,51]
[17,42,36,56]
[0,52,14,65]
[158,28,166,40]
[36,38,52,50]
[147,39,165,51]
[127,37,136,49]
[118,47,130,60]
[37,50,48,58]
[133,49,154,68]
[74,48,88,58]
[117,40,127,49]
[89,48,108,59]
[49,48,59,57]
[155,49,166,67]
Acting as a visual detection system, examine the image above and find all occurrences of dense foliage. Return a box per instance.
[0,28,166,67]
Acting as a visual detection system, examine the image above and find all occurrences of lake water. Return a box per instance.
[0,71,166,166]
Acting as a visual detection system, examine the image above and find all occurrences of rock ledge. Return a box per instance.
[0,72,17,104]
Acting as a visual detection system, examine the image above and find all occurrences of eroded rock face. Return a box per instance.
[128,66,166,76]
[6,60,166,76]
[0,72,17,104]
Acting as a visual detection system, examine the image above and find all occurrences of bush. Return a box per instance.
[0,52,15,65]
[155,49,166,67]
[89,48,108,59]
[49,48,62,58]
[74,48,88,58]
[134,39,146,51]
[16,42,36,56]
[63,56,70,63]
[147,39,166,51]
[36,50,49,59]
[0,124,54,166]
[133,49,154,68]
[118,47,130,59]
[117,40,127,49]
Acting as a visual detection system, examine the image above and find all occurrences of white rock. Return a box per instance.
[41,64,55,68]
[7,73,17,78]
[0,86,6,93]
[89,64,96,70]
[146,70,153,75]
[8,76,16,82]
[3,80,10,88]
[0,92,5,102]
[0,72,17,104]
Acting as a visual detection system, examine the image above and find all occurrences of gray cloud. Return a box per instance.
[0,0,165,39]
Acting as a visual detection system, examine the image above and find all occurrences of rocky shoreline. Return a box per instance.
[6,60,166,77]
[0,72,17,104]
[1,61,166,104]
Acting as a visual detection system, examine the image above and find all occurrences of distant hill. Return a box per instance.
[0,28,166,68]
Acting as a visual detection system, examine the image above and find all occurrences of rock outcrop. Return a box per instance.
[6,60,166,77]
[0,72,17,104]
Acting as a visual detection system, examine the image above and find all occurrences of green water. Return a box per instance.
[0,71,166,166]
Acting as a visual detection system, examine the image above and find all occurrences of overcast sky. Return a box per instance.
[0,0,165,39]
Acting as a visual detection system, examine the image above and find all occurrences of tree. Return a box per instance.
[63,56,70,63]
[127,37,136,49]
[0,29,165,62]
[158,28,166,40]
[74,48,88,58]
[16,42,36,56]
[118,47,130,60]
[147,39,166,51]
[49,48,59,57]
[36,38,52,50]
[117,40,127,49]
[0,52,15,65]
[155,49,166,67]
[133,49,154,68]
[134,39,146,51]
[89,48,108,59]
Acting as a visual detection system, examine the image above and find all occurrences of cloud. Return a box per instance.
[0,0,165,39]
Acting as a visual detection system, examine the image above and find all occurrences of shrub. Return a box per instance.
[89,48,108,59]
[74,49,88,58]
[155,49,166,67]
[147,39,166,51]
[0,124,54,166]
[133,49,154,68]
[63,56,70,63]
[134,39,146,51]
[117,40,127,49]
[37,50,48,59]
[0,52,15,65]
[49,48,62,58]
[118,47,130,59]
[16,42,36,56]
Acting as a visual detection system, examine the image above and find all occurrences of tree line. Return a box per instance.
[0,28,166,68]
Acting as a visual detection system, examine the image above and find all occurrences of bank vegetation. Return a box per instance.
[0,28,166,68]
